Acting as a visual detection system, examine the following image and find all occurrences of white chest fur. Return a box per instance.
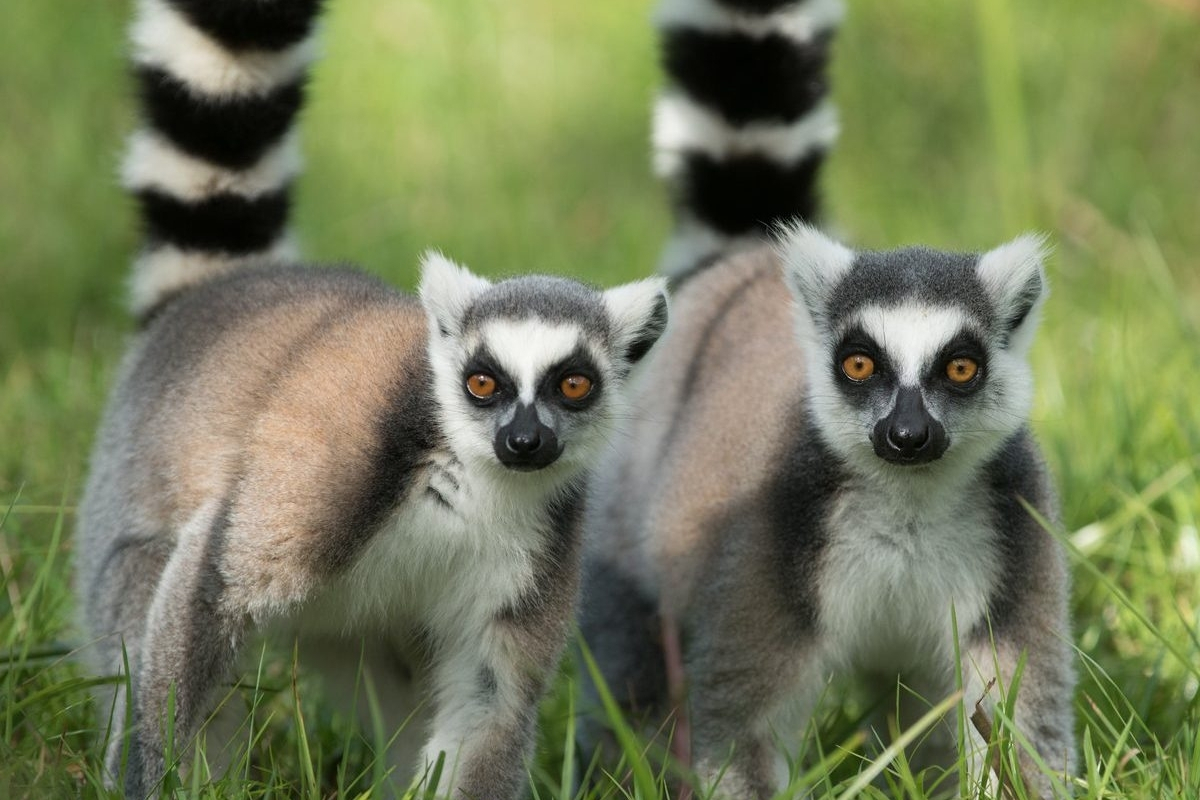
[296,451,551,639]
[815,478,1001,675]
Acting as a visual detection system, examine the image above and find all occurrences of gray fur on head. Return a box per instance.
[781,224,1049,351]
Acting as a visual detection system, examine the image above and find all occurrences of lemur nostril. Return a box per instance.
[889,424,929,451]
[506,432,541,454]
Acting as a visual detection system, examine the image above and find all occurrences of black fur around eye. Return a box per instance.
[932,334,987,393]
[834,331,886,386]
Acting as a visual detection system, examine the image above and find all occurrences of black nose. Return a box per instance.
[886,420,929,452]
[495,403,561,471]
[872,388,948,465]
[506,429,542,454]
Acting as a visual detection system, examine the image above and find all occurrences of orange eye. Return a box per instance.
[560,374,593,400]
[946,358,979,384]
[842,354,875,382]
[466,373,497,399]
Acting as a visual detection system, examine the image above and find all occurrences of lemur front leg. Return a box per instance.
[126,534,248,797]
[961,537,1076,798]
[961,625,1075,799]
[686,584,822,799]
[689,642,823,798]
[422,512,581,800]
[420,614,567,800]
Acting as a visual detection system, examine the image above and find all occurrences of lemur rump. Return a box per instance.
[75,1,668,796]
[579,0,1074,796]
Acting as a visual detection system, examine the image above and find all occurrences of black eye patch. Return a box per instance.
[830,327,894,406]
[538,345,602,409]
[928,331,988,393]
[833,328,892,378]
[462,346,516,405]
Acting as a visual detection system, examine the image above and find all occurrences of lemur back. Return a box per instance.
[579,1,1075,797]
[75,2,668,797]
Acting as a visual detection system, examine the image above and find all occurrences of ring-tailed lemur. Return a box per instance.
[579,0,1075,796]
[75,1,668,797]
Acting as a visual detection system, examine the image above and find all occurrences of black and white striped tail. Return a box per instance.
[653,0,842,278]
[122,0,324,319]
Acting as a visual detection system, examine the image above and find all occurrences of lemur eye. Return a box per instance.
[466,373,497,399]
[841,354,875,382]
[560,374,593,400]
[946,358,979,384]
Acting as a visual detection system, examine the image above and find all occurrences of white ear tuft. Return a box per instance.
[603,277,670,364]
[976,233,1050,351]
[417,250,492,337]
[776,222,855,332]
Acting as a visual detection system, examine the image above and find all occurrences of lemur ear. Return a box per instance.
[603,277,670,364]
[418,250,492,337]
[976,233,1049,352]
[777,222,855,338]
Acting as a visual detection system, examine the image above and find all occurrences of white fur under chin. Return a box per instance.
[131,0,317,98]
[300,458,550,637]
[282,451,570,795]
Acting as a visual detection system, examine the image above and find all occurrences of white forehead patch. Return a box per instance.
[853,303,969,385]
[477,319,588,403]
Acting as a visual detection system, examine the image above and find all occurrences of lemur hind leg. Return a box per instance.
[85,532,174,786]
[125,524,250,797]
[576,557,668,773]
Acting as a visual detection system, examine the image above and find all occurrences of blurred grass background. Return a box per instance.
[2,0,1199,796]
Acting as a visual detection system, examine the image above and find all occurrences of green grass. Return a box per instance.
[2,0,1199,796]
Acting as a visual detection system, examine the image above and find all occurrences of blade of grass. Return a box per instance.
[576,638,659,798]
[835,689,964,800]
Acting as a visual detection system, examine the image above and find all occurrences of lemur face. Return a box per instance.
[826,302,996,467]
[419,254,668,478]
[781,225,1048,475]
[454,319,608,473]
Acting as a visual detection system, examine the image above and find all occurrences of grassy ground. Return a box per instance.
[2,0,1199,796]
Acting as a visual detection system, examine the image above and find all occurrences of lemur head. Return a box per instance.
[780,224,1048,478]
[419,252,668,479]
